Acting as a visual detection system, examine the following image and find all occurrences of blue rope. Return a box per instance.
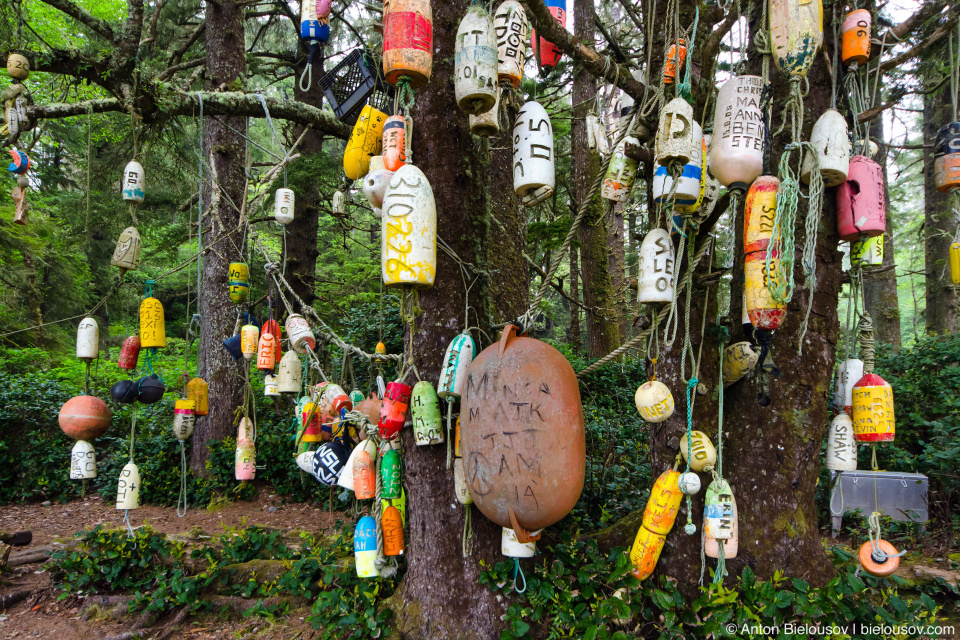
[512,557,527,594]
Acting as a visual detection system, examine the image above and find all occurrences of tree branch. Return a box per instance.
[156,57,206,81]
[885,0,950,42]
[34,0,116,42]
[168,20,206,69]
[878,9,959,74]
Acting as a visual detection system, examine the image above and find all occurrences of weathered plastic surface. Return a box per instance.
[841,9,871,66]
[59,395,112,440]
[801,109,849,187]
[836,155,885,241]
[139,297,166,348]
[382,0,433,87]
[708,76,764,190]
[851,373,895,442]
[769,0,823,77]
[460,325,585,534]
[743,175,779,255]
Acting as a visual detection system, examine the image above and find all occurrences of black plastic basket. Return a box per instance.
[319,50,394,126]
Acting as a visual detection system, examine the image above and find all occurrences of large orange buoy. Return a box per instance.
[383,505,405,556]
[59,396,112,441]
[382,0,433,88]
[262,319,282,362]
[858,539,900,577]
[841,10,871,66]
[460,324,585,539]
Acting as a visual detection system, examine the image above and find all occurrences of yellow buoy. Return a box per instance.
[140,297,166,348]
[344,105,387,181]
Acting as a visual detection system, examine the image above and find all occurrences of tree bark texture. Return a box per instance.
[569,244,581,350]
[609,203,629,340]
[193,0,248,472]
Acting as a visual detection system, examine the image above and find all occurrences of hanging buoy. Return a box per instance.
[381,164,438,288]
[858,539,900,577]
[454,458,473,504]
[634,380,675,423]
[7,149,29,175]
[311,437,350,485]
[703,478,735,540]
[629,469,682,580]
[382,0,433,88]
[318,383,353,419]
[513,101,555,207]
[76,317,99,361]
[851,235,883,268]
[379,382,412,440]
[852,373,895,442]
[285,314,316,354]
[705,490,738,559]
[332,189,346,217]
[262,319,282,360]
[801,110,849,188]
[111,227,142,274]
[494,0,526,87]
[834,358,864,415]
[836,156,886,241]
[139,297,166,348]
[59,396,111,440]
[722,341,759,387]
[934,122,960,192]
[841,9,871,67]
[679,430,718,472]
[228,263,250,304]
[769,0,824,78]
[411,380,443,445]
[186,378,209,416]
[364,158,392,212]
[264,375,280,397]
[826,412,857,471]
[637,228,675,304]
[460,324,584,538]
[257,332,277,371]
[354,516,379,577]
[383,505,405,556]
[122,160,145,203]
[353,439,377,499]
[653,121,704,207]
[438,332,476,398]
[172,399,196,440]
[235,418,256,480]
[241,324,259,360]
[350,389,365,405]
[531,0,564,71]
[223,333,244,360]
[744,252,786,331]
[469,87,501,137]
[381,448,402,500]
[655,98,697,166]
[116,461,140,510]
[601,133,640,202]
[5,54,29,80]
[344,105,387,181]
[382,116,407,173]
[455,7,498,116]
[277,351,303,393]
[111,380,139,404]
[70,440,96,480]
[501,526,536,558]
[663,38,687,85]
[300,0,330,52]
[950,242,960,284]
[338,441,363,490]
[137,374,166,404]
[677,471,701,495]
[709,76,765,190]
[274,188,295,225]
[744,175,779,255]
[300,400,323,442]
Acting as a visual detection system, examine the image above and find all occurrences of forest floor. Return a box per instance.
[0,490,340,639]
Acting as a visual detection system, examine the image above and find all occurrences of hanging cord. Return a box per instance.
[766,147,800,305]
[797,143,825,353]
[176,440,188,517]
[124,406,138,537]
[512,558,527,594]
[676,6,699,103]
[866,511,906,567]
[857,312,876,374]
[462,506,473,558]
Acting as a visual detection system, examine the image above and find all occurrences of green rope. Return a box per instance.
[677,5,698,103]
[512,557,527,593]
[767,146,800,305]
[682,376,698,535]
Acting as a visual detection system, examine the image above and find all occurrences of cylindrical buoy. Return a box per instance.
[837,156,886,241]
[235,418,256,480]
[411,380,443,445]
[285,314,316,354]
[437,332,476,399]
[744,175,779,255]
[187,377,209,416]
[382,0,433,88]
[663,38,687,84]
[354,516,379,577]
[852,373,895,442]
[454,457,473,505]
[494,0,526,87]
[744,252,786,331]
[6,54,29,80]
[317,383,353,419]
[455,7,498,116]
[257,332,277,371]
[703,478,735,540]
[841,9,871,66]
[353,439,377,499]
[76,317,99,361]
[140,297,166,348]
[262,319,282,362]
[513,101,555,207]
[934,122,960,192]
[264,375,280,396]
[637,228,675,304]
[172,399,196,440]
[383,505,405,556]
[826,412,857,471]
[629,469,682,579]
[338,441,363,490]
[344,105,387,181]
[722,341,759,387]
[382,116,407,172]
[653,121,704,207]
[655,98,697,166]
[531,0,565,71]
[679,430,718,472]
[70,440,97,480]
[116,462,140,510]
[501,526,537,558]
[381,164,437,288]
[300,399,323,442]
[634,380,675,423]
[228,263,250,304]
[111,227,142,273]
[122,161,145,203]
[851,235,883,268]
[769,0,824,77]
[274,188,295,225]
[59,396,111,441]
[381,448,402,499]
[469,86,501,137]
[858,539,900,577]
[117,336,141,371]
[601,133,640,202]
[950,242,960,285]
[277,351,303,393]
[709,75,765,190]
[705,490,738,559]
[379,381,412,440]
[240,324,259,360]
[834,358,864,415]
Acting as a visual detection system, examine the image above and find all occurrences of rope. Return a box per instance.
[857,312,876,373]
[176,441,188,517]
[830,472,845,516]
[512,557,527,593]
[676,6,698,102]
[462,505,473,558]
[797,142,825,353]
[767,147,800,305]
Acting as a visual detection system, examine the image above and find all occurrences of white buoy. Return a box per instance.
[513,101,555,207]
[381,164,437,288]
[708,76,765,190]
[122,160,145,203]
[76,317,99,361]
[494,0,526,87]
[801,109,849,187]
[455,6,499,116]
[70,440,97,480]
[274,188,295,225]
[637,229,675,303]
[116,461,141,510]
[655,98,697,166]
[826,412,857,471]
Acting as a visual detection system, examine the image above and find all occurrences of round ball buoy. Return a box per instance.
[353,439,377,499]
[455,6,498,116]
[349,389,365,405]
[630,469,682,579]
[438,332,476,399]
[111,227,142,273]
[601,133,640,202]
[110,379,139,404]
[703,478,735,542]
[382,115,407,172]
[708,75,765,190]
[240,324,259,361]
[837,156,886,241]
[501,526,537,558]
[311,438,350,485]
[383,505,405,556]
[76,317,99,361]
[116,462,140,510]
[663,38,687,84]
[264,375,280,397]
[285,313,316,354]
[679,430,717,472]
[653,121,704,209]
[7,149,30,175]
[469,86,501,137]
[722,341,759,387]
[381,164,437,288]
[858,539,900,577]
[411,380,442,445]
[257,332,276,371]
[494,0,526,87]
[382,0,433,88]
[834,358,864,416]
[228,263,250,304]
[852,373,895,442]
[122,160,145,203]
[678,471,701,496]
[950,242,960,285]
[637,229,675,304]
[381,448,402,499]
[235,418,256,480]
[655,97,697,166]
[705,488,738,559]
[379,381,412,440]
[137,375,166,404]
[354,516,379,577]
[531,0,565,71]
[274,188,295,225]
[364,156,394,210]
[460,324,585,536]
[769,0,823,78]
[513,101,555,207]
[172,399,196,440]
[59,396,111,440]
[454,458,473,505]
[70,440,97,480]
[934,122,960,193]
[139,297,166,348]
[634,380,675,423]
[277,350,302,393]
[851,235,883,268]
[826,412,857,472]
[6,54,29,80]
[743,174,779,255]
[841,9,871,67]
[344,104,387,181]
[186,377,209,416]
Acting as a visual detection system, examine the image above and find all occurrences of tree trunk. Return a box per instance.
[192,0,248,473]
[389,2,524,638]
[19,250,44,348]
[609,202,628,339]
[574,0,620,358]
[923,69,959,335]
[569,243,581,350]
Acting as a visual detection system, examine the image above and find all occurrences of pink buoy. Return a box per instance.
[836,156,885,242]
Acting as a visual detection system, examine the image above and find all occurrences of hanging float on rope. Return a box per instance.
[344,105,387,181]
[111,227,142,274]
[470,87,501,137]
[826,412,857,471]
[122,160,145,203]
[338,440,363,490]
[709,76,765,191]
[383,505,405,556]
[70,440,97,480]
[454,457,472,505]
[513,101,555,207]
[858,530,901,577]
[744,175,779,255]
[531,0,565,72]
[950,242,960,284]
[679,430,717,472]
[364,157,393,213]
[382,115,407,172]
[111,379,139,404]
[837,156,885,241]
[663,38,687,84]
[379,382,411,440]
[264,375,279,397]
[768,0,823,78]
[308,437,350,485]
[722,342,759,387]
[460,324,584,542]
[637,228,675,304]
[116,461,141,510]
[235,417,256,480]
[257,331,277,371]
[494,0,526,87]
[241,324,259,360]
[834,358,864,415]
[704,482,738,560]
[502,526,537,558]
[438,332,476,399]
[851,235,883,267]
[801,110,849,187]
[173,399,196,440]
[7,149,29,175]
[629,469,682,580]
[6,54,29,80]
[59,395,112,441]
[285,313,316,353]
[277,351,303,393]
[382,0,433,88]
[136,374,166,404]
[934,122,960,192]
[852,372,895,443]
[318,383,353,420]
[455,6,498,116]
[118,337,141,371]
[353,439,377,499]
[300,399,323,442]
[228,263,251,304]
[381,448,402,500]
[411,380,442,445]
[381,164,437,288]
[354,516,379,577]
[743,176,787,332]
[841,9,871,67]
[634,380,675,423]
[274,188,295,225]
[653,121,703,208]
[601,133,640,202]
[300,0,330,75]
[677,471,701,495]
[186,378,209,415]
[76,317,99,362]
[655,98,697,166]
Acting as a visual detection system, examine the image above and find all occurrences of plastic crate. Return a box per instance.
[319,50,393,126]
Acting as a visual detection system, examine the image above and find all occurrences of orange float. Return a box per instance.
[382,0,433,87]
[858,539,900,577]
[59,396,112,441]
